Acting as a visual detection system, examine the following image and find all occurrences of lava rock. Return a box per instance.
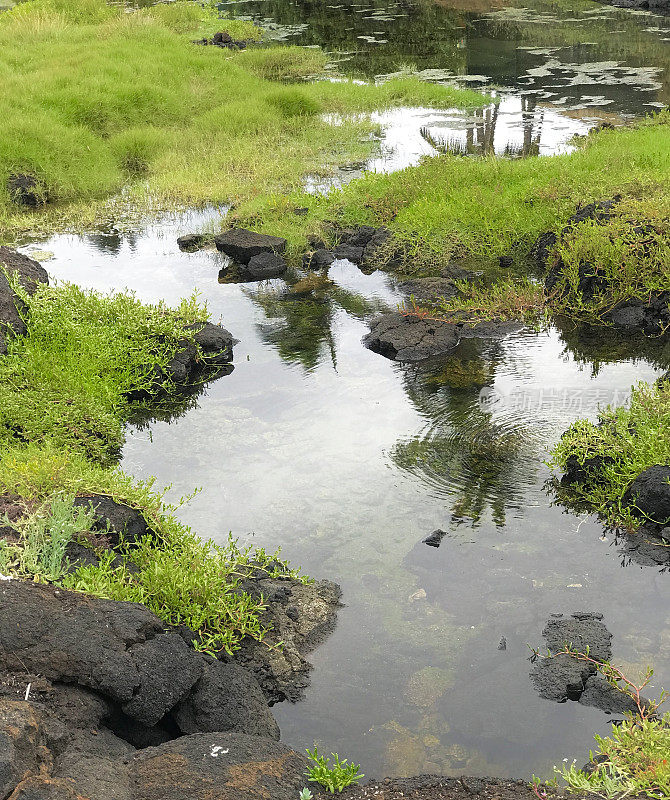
[0,701,48,799]
[543,612,612,662]
[364,312,460,362]
[531,653,593,703]
[0,581,203,726]
[399,277,458,303]
[6,776,84,800]
[244,251,287,280]
[231,577,342,703]
[214,229,287,265]
[459,320,524,340]
[342,226,377,248]
[173,660,279,740]
[0,248,49,355]
[7,174,47,207]
[193,30,248,49]
[623,465,670,526]
[303,248,334,270]
[422,529,447,548]
[333,243,364,264]
[188,322,236,364]
[177,234,210,252]
[579,674,647,715]
[72,494,151,548]
[129,732,311,800]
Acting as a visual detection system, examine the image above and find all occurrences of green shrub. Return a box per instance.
[305,746,364,793]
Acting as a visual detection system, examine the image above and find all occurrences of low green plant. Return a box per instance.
[550,379,670,528]
[2,495,96,581]
[532,650,669,799]
[0,445,310,655]
[0,277,210,462]
[299,789,313,800]
[305,746,364,793]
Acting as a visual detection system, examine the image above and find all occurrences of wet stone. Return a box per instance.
[214,229,287,265]
[364,312,460,362]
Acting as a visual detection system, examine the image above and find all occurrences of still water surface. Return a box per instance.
[15,0,670,780]
[24,203,670,778]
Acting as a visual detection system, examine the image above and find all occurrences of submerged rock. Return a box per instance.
[214,229,287,265]
[177,234,211,252]
[364,312,460,362]
[0,248,49,355]
[623,464,670,527]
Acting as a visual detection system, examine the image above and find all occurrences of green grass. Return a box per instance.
[0,0,486,240]
[231,113,670,267]
[0,443,307,655]
[550,379,670,529]
[549,714,670,799]
[0,276,210,462]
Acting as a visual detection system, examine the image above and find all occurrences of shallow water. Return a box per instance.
[24,206,670,779]
[221,0,670,158]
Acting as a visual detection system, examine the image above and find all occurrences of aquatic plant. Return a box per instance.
[305,746,364,792]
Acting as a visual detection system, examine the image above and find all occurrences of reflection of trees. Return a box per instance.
[245,273,387,372]
[391,338,536,527]
[420,96,542,158]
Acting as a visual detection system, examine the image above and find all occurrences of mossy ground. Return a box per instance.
[0,0,486,241]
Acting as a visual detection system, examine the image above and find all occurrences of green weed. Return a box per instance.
[305,746,364,793]
[0,278,209,462]
[550,380,670,528]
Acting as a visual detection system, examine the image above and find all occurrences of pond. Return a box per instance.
[25,200,670,779]
[14,0,670,782]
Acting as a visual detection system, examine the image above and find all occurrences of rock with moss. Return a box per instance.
[0,248,49,355]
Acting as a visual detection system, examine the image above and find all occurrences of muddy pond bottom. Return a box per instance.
[24,208,670,780]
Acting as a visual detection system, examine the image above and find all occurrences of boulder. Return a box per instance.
[0,248,49,355]
[399,277,458,303]
[7,776,82,800]
[129,732,311,800]
[6,175,47,208]
[530,654,593,703]
[579,674,646,716]
[333,244,364,264]
[244,252,287,280]
[72,495,151,548]
[176,234,210,252]
[214,229,287,265]
[543,612,612,662]
[187,322,236,365]
[173,660,279,740]
[363,312,460,362]
[0,582,203,726]
[303,249,334,270]
[623,465,670,526]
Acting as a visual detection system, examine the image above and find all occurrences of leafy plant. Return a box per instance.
[299,790,313,800]
[305,746,363,793]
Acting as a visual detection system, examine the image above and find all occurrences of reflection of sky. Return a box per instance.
[20,209,670,781]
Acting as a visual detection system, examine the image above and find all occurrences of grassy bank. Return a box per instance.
[232,113,670,268]
[0,279,210,462]
[550,379,670,529]
[0,442,305,655]
[0,0,486,240]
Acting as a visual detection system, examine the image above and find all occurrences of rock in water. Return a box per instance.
[214,229,287,265]
[364,312,460,362]
[177,234,210,252]
[244,251,287,280]
[623,464,670,526]
[422,529,447,548]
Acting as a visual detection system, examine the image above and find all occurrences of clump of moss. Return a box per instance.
[550,379,670,528]
[0,279,210,462]
[0,444,307,655]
